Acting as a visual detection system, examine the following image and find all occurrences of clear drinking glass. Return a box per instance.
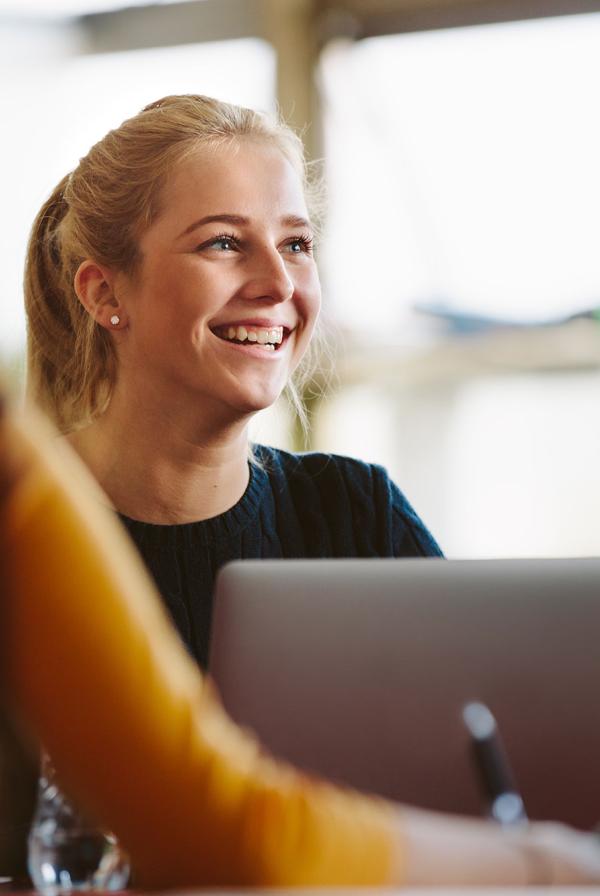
[27,753,130,894]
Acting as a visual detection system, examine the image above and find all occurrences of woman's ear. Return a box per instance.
[74,260,128,331]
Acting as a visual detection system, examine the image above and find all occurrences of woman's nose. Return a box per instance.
[242,247,294,303]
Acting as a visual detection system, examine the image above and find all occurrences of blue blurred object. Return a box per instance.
[414,299,600,335]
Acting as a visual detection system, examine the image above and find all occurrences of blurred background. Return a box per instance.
[2,0,600,558]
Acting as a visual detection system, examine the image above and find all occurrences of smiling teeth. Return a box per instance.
[222,325,283,347]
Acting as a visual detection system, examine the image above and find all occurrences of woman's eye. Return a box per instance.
[197,234,238,253]
[210,237,235,251]
[286,236,313,255]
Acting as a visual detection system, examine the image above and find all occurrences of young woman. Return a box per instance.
[3,398,600,888]
[24,94,442,669]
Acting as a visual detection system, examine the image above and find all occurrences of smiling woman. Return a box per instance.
[24,94,442,670]
[80,141,321,423]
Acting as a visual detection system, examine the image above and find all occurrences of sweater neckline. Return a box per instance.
[117,453,269,544]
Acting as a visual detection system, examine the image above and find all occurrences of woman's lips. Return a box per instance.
[211,322,291,352]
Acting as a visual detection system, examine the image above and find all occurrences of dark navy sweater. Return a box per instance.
[119,446,443,669]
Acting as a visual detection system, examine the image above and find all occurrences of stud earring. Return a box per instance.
[110,315,120,327]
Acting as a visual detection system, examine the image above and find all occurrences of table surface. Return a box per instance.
[162,890,599,896]
[2,889,600,895]
[137,889,600,895]
[7,889,596,895]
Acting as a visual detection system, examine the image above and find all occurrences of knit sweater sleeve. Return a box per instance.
[1,410,402,889]
[384,470,444,557]
[325,453,443,557]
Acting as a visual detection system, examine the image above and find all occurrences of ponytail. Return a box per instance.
[24,176,115,432]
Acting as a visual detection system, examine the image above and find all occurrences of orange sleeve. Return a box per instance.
[1,409,403,889]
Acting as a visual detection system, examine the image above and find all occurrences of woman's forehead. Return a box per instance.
[159,141,308,221]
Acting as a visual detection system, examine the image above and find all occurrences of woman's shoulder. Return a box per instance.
[254,444,387,484]
[253,444,443,558]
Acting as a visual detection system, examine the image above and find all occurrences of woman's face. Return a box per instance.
[116,140,321,421]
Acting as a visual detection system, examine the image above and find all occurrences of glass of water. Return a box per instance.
[28,753,130,894]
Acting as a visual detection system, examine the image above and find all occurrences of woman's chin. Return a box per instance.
[225,386,285,418]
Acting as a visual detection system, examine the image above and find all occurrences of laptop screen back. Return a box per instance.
[209,557,600,827]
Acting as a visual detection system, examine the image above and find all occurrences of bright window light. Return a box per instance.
[0,37,275,358]
[320,13,600,336]
[0,0,182,17]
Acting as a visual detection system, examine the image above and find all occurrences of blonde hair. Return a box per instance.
[24,94,317,433]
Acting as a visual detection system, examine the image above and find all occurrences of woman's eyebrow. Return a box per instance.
[177,213,312,240]
[178,214,248,238]
[281,215,312,230]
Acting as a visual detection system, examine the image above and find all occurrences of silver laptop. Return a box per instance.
[208,558,600,828]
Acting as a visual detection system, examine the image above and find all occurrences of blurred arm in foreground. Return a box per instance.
[1,398,600,889]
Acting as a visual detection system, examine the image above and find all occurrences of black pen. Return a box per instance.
[462,701,528,827]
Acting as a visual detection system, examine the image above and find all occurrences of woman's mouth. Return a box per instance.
[211,324,287,352]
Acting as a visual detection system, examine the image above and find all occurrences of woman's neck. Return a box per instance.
[66,401,252,525]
